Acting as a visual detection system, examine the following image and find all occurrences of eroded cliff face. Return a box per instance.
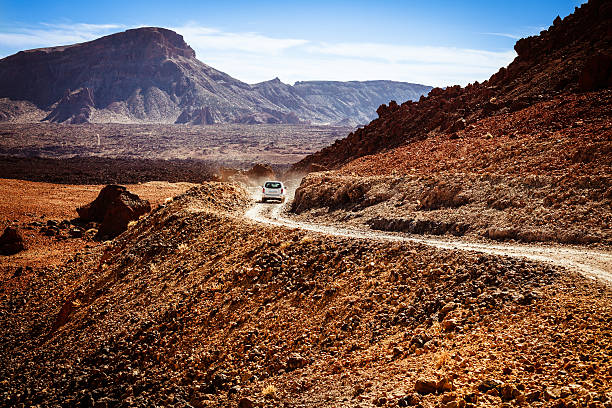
[293,0,612,171]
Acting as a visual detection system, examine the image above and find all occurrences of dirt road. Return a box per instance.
[245,189,612,285]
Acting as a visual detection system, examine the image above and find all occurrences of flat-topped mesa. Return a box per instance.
[24,27,196,60]
[89,27,197,60]
[0,27,198,112]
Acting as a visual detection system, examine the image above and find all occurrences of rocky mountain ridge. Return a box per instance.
[293,0,612,170]
[0,28,431,125]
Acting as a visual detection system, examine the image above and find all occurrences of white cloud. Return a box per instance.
[173,24,308,55]
[0,23,122,48]
[306,42,515,70]
[0,22,517,87]
[170,26,515,86]
[480,32,523,40]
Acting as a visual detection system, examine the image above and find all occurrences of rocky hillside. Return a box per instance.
[1,182,610,407]
[293,0,612,170]
[289,0,612,247]
[0,28,430,125]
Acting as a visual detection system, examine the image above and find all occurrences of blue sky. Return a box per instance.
[0,0,587,86]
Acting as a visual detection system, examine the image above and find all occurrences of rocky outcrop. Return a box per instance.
[0,226,25,255]
[293,0,612,171]
[44,88,94,124]
[0,27,431,125]
[77,185,151,239]
[175,107,215,125]
[579,53,612,91]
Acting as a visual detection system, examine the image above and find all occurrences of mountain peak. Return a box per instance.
[18,26,195,60]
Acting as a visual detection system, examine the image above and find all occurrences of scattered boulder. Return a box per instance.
[478,379,503,393]
[238,397,254,408]
[77,185,151,240]
[398,393,421,406]
[500,384,521,401]
[415,377,454,395]
[485,228,518,241]
[0,226,25,255]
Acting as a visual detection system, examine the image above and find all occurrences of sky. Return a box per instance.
[0,0,587,87]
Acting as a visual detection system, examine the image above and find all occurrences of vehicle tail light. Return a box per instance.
[262,187,265,193]
[281,188,284,194]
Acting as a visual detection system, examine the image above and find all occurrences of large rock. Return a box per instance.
[0,226,25,255]
[77,185,151,240]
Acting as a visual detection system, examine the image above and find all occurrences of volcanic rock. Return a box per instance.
[76,185,151,239]
[414,377,453,395]
[415,378,438,395]
[579,53,612,91]
[175,107,215,125]
[44,88,94,124]
[0,226,25,255]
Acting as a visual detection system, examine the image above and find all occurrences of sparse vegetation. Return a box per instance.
[261,384,277,398]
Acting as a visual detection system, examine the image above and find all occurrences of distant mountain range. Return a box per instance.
[0,27,431,126]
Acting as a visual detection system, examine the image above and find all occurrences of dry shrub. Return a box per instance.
[262,384,277,398]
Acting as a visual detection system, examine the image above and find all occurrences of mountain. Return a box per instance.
[293,0,612,170]
[252,78,431,126]
[0,28,431,125]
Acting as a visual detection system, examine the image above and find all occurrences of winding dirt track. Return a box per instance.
[245,189,612,285]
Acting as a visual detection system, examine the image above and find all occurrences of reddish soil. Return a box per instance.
[0,179,197,270]
[1,183,610,407]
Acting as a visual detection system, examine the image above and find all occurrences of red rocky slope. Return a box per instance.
[293,0,612,171]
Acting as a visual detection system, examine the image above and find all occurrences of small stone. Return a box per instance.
[500,384,520,401]
[526,390,541,402]
[286,353,307,371]
[464,393,478,403]
[478,379,503,392]
[437,377,454,393]
[398,393,421,406]
[415,379,438,395]
[439,302,457,316]
[441,319,458,332]
[238,397,254,408]
[544,387,561,400]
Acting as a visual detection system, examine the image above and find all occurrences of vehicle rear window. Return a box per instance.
[265,182,282,188]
